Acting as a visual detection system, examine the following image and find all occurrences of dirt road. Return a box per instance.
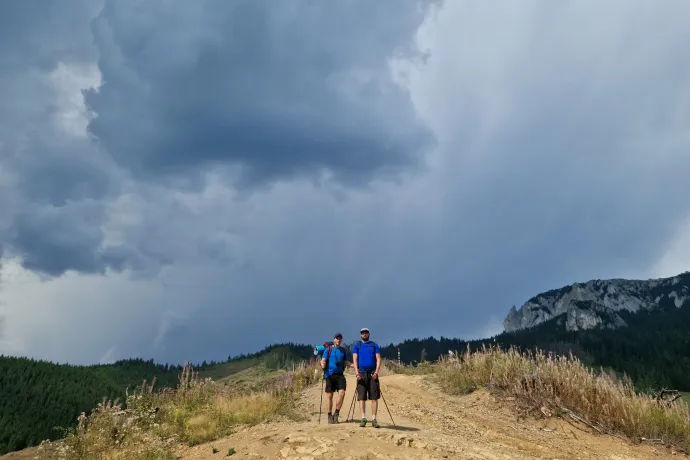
[177,372,682,460]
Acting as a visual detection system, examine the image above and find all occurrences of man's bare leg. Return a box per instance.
[329,389,345,423]
[326,392,334,423]
[336,389,345,411]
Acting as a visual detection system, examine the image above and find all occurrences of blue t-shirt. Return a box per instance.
[353,341,380,371]
[322,346,348,377]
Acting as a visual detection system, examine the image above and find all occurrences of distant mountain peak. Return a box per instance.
[504,271,690,333]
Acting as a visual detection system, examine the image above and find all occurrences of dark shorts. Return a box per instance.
[356,371,380,401]
[325,373,347,393]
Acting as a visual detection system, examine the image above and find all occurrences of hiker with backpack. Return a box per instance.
[352,327,381,428]
[320,332,353,424]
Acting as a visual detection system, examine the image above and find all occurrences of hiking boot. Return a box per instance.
[332,412,339,424]
[327,414,334,424]
[371,419,380,428]
[359,418,367,427]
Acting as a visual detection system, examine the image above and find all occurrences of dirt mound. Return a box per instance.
[176,373,680,460]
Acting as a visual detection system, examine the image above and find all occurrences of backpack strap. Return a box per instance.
[322,345,332,379]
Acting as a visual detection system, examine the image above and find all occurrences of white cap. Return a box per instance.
[360,327,370,333]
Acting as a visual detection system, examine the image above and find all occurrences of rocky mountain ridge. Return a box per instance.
[503,271,690,333]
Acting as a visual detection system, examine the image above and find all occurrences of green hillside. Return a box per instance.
[379,301,690,393]
[0,356,181,454]
[203,343,314,380]
[3,308,689,456]
[0,343,314,455]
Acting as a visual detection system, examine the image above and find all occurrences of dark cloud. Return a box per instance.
[3,0,690,366]
[0,0,144,278]
[142,0,690,363]
[9,202,122,276]
[1,0,438,280]
[13,141,117,207]
[0,0,101,68]
[0,127,143,276]
[85,0,438,187]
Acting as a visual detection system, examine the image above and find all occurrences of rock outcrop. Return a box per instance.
[504,271,690,333]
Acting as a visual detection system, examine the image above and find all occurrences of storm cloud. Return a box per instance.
[2,0,690,365]
[85,0,438,186]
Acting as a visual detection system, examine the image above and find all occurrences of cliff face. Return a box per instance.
[503,272,690,333]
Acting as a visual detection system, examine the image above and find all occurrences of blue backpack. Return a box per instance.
[322,341,334,360]
[322,342,347,375]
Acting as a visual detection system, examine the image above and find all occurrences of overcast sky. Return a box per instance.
[2,0,690,366]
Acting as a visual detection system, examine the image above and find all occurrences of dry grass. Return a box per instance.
[34,360,321,460]
[432,345,690,452]
[381,358,435,375]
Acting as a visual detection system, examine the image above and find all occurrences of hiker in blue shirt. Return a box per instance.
[320,332,353,424]
[352,327,381,428]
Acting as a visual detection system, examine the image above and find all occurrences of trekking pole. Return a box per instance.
[379,389,396,426]
[347,370,361,422]
[318,375,325,424]
[346,389,356,422]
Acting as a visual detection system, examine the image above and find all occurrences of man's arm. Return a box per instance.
[374,343,381,377]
